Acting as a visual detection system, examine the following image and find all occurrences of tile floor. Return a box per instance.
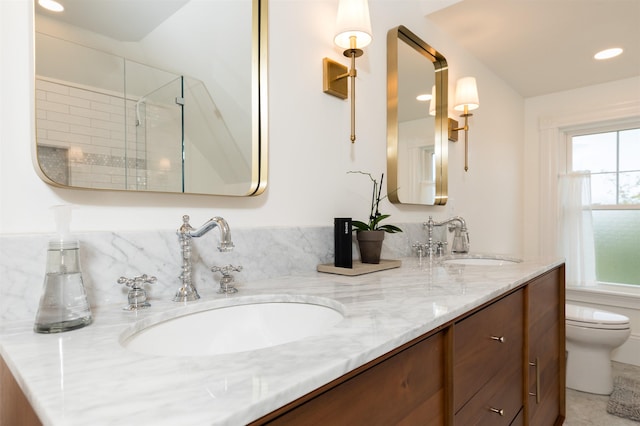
[565,362,640,425]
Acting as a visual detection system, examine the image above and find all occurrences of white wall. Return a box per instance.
[1,0,524,257]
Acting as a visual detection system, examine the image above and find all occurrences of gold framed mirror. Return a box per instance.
[32,0,268,196]
[387,25,448,206]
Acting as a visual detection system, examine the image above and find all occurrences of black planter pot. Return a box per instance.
[356,230,385,264]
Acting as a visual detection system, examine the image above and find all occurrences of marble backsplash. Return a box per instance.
[0,223,426,323]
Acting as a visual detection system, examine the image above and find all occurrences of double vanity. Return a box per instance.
[5,0,570,423]
[0,254,565,425]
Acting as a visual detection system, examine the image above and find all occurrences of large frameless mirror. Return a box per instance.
[387,25,448,205]
[33,0,268,196]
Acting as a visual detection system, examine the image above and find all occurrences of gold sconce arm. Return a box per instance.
[344,43,363,143]
[323,38,364,143]
[448,105,473,172]
[323,0,372,144]
[449,76,479,172]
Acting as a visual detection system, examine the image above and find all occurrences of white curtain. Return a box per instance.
[558,171,597,287]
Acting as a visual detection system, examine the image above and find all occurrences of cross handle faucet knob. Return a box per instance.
[210,265,243,294]
[117,274,156,310]
[117,274,157,289]
[211,265,243,275]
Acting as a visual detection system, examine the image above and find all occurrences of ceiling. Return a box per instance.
[35,0,189,41]
[36,0,640,98]
[426,0,640,97]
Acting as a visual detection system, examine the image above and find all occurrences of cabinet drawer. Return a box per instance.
[262,331,445,425]
[454,357,523,425]
[511,407,525,426]
[453,289,524,412]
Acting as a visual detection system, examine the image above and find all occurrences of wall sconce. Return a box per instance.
[68,147,84,163]
[448,76,479,171]
[322,0,372,143]
[159,158,172,172]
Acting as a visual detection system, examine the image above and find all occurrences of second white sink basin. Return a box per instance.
[121,299,344,357]
[441,255,522,266]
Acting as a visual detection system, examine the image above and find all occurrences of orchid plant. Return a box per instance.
[348,171,403,234]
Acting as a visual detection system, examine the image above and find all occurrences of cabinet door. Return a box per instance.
[260,331,445,425]
[527,265,565,426]
[453,289,524,424]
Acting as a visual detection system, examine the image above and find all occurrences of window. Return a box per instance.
[571,128,640,205]
[569,125,640,286]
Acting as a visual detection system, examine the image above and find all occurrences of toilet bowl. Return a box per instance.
[566,303,630,395]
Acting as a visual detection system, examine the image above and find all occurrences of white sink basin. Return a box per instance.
[121,299,344,357]
[441,255,522,266]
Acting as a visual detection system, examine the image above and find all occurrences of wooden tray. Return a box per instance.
[317,259,402,276]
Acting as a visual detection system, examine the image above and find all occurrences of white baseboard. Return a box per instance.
[612,333,640,367]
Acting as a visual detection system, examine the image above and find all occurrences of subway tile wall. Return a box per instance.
[35,78,154,191]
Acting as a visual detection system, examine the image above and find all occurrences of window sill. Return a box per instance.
[592,205,640,210]
[566,283,640,310]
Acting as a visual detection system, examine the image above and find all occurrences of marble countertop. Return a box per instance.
[0,256,563,426]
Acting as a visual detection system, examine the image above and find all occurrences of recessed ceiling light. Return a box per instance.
[416,94,432,102]
[594,48,623,60]
[38,0,64,12]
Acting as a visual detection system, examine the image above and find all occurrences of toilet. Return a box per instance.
[566,303,631,395]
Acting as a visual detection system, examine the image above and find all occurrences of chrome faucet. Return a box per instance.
[423,216,470,254]
[175,215,234,302]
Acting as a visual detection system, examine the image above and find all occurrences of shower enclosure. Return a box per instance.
[35,33,250,193]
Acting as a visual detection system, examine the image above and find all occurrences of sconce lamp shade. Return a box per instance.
[454,77,479,111]
[38,0,64,12]
[429,85,436,116]
[334,0,372,49]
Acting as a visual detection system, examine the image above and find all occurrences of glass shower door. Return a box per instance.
[132,76,184,192]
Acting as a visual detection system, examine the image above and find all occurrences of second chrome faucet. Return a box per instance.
[175,215,235,302]
[420,216,470,257]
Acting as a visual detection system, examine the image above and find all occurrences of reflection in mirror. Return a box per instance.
[33,0,267,196]
[387,25,448,205]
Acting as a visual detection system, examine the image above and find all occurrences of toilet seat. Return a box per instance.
[566,304,630,330]
[565,303,631,394]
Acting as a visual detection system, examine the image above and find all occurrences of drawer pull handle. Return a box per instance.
[529,357,541,403]
[490,336,505,343]
[489,407,505,416]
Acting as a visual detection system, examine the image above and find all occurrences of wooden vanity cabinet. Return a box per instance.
[525,265,566,425]
[1,355,42,426]
[254,266,565,426]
